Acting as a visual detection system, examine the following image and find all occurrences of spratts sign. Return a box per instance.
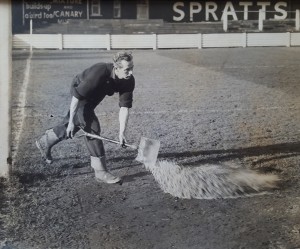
[21,0,294,23]
[24,0,86,20]
[172,1,289,22]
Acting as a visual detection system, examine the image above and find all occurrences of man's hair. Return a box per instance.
[113,51,133,68]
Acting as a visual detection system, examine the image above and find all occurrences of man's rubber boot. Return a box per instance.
[91,156,122,184]
[36,129,60,164]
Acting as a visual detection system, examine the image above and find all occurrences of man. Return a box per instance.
[36,51,135,184]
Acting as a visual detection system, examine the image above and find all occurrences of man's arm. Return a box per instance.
[66,96,79,138]
[119,107,129,145]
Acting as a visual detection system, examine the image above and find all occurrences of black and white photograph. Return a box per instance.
[1,0,300,248]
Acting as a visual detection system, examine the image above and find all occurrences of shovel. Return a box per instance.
[77,129,160,166]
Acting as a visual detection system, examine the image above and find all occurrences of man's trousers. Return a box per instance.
[53,101,105,157]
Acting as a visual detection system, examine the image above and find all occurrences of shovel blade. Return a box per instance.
[135,137,160,167]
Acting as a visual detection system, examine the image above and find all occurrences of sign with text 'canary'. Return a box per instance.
[24,0,87,20]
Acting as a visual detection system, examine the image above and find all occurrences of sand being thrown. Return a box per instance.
[144,160,279,199]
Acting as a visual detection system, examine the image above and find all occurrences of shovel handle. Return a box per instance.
[80,130,138,150]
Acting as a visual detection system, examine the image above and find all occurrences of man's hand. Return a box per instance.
[119,107,129,147]
[119,133,127,147]
[66,121,75,139]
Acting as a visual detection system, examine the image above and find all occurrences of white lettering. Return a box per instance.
[222,1,238,21]
[205,2,218,21]
[190,2,202,21]
[54,10,60,18]
[257,2,271,20]
[173,2,185,21]
[25,3,51,11]
[172,1,290,22]
[24,11,43,19]
[39,10,83,19]
[274,2,287,20]
[239,2,253,20]
[55,10,83,18]
[44,12,54,18]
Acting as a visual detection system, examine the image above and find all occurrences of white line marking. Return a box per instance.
[12,51,32,164]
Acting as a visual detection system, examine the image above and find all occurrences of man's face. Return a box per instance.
[115,60,134,80]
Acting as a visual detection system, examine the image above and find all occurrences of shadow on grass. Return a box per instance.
[12,142,300,186]
[122,171,151,183]
[12,169,94,186]
[13,172,47,185]
[158,141,300,166]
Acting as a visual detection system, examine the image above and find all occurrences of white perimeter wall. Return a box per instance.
[13,32,300,50]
